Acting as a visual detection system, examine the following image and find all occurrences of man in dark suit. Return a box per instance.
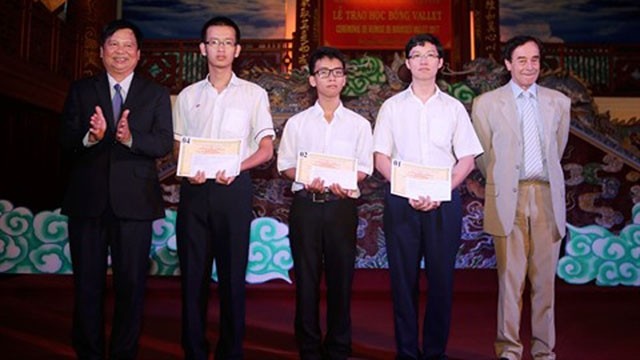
[59,19,173,360]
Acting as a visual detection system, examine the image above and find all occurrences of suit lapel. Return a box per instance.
[538,87,555,153]
[125,74,144,116]
[95,73,116,131]
[497,85,521,141]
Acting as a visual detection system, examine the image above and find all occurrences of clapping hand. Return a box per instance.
[115,109,131,144]
[88,106,107,142]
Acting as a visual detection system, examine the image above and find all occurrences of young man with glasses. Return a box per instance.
[172,16,275,360]
[277,46,373,360]
[373,33,483,359]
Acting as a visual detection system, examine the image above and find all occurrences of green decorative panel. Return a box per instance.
[558,203,640,286]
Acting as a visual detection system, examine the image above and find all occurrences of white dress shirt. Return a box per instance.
[173,73,275,161]
[277,101,373,197]
[509,81,549,181]
[108,72,133,103]
[373,85,483,167]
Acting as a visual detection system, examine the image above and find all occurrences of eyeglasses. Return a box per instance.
[313,67,346,78]
[204,39,236,48]
[408,52,440,61]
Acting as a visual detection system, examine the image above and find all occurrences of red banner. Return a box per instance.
[322,0,452,50]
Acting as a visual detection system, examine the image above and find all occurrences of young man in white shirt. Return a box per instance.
[373,34,483,360]
[277,46,373,360]
[172,16,275,360]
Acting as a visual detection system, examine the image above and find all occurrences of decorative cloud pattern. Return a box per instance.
[0,201,293,284]
[558,203,640,286]
[343,56,387,97]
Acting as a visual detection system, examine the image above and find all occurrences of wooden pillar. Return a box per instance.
[451,0,472,71]
[293,0,320,71]
[472,0,501,61]
[68,0,117,77]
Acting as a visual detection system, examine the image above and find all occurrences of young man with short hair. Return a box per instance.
[173,16,275,360]
[278,46,373,360]
[373,34,483,359]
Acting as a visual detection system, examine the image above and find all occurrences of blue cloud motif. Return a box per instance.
[0,199,293,283]
[33,209,68,244]
[0,200,14,214]
[0,203,33,237]
[152,208,176,248]
[0,233,30,272]
[29,243,71,273]
[558,203,640,286]
[0,202,34,272]
[150,209,180,275]
[245,217,292,284]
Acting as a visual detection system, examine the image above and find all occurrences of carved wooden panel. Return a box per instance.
[138,39,293,93]
[29,2,55,70]
[58,22,78,80]
[0,0,25,58]
[611,46,640,96]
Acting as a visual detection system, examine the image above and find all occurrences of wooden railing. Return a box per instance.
[543,43,639,96]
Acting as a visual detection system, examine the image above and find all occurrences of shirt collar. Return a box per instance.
[107,72,134,96]
[406,83,443,103]
[311,100,345,119]
[509,80,538,99]
[203,72,240,90]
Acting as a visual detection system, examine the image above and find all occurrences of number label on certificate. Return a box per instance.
[391,159,451,201]
[176,136,242,178]
[295,152,358,190]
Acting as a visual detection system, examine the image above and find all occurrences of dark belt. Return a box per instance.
[295,189,342,203]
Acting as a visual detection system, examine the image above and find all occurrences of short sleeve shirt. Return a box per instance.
[173,73,275,161]
[373,85,483,167]
[277,101,373,195]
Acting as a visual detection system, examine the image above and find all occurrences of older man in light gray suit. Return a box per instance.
[471,35,571,360]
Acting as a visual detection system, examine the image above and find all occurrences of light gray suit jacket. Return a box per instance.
[471,83,571,239]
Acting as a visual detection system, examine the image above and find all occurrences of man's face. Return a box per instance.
[100,28,140,80]
[309,57,346,98]
[505,40,540,90]
[405,42,443,82]
[200,25,240,70]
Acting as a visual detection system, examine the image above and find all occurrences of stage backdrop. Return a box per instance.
[1,198,639,286]
[1,55,638,286]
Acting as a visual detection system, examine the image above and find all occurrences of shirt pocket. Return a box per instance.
[427,117,454,149]
[332,140,355,158]
[221,108,250,138]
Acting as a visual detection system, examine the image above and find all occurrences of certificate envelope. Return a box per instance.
[390,159,451,201]
[295,152,358,190]
[176,136,242,178]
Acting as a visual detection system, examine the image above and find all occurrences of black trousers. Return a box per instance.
[384,188,462,360]
[176,172,252,360]
[289,194,358,360]
[68,212,152,360]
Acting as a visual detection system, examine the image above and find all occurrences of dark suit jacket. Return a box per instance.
[60,72,173,220]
